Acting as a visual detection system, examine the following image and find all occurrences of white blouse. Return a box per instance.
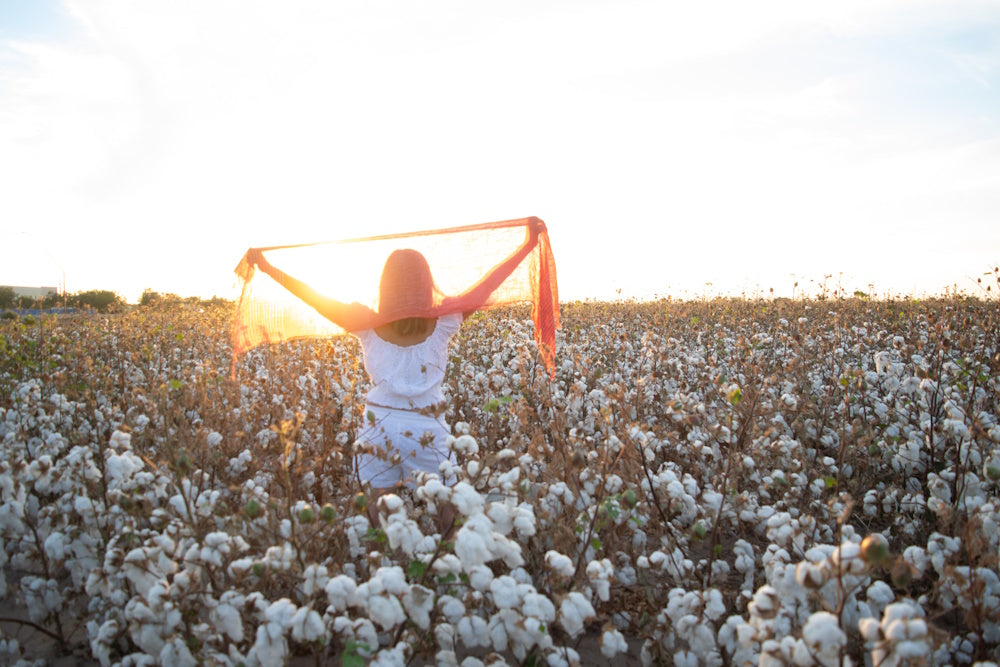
[356,312,463,409]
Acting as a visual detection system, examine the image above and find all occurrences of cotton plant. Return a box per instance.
[640,587,728,666]
[724,536,898,665]
[4,296,1000,664]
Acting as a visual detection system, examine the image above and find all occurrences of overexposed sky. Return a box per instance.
[1,0,998,303]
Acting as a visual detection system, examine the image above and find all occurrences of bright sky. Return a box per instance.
[1,0,998,303]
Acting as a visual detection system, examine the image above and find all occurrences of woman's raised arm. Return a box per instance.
[245,249,374,332]
[443,218,543,318]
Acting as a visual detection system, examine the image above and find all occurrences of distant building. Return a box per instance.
[2,286,59,299]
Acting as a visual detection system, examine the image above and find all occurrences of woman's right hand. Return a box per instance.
[527,217,544,240]
[246,248,266,267]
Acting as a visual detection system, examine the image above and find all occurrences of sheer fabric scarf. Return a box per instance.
[231,217,559,375]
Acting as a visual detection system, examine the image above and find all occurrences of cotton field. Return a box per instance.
[1,295,999,666]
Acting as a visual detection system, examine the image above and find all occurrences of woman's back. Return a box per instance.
[357,312,462,409]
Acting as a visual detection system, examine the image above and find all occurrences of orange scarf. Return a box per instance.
[231,217,559,375]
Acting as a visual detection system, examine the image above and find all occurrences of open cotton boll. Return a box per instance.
[325,575,359,612]
[586,559,614,601]
[457,615,490,649]
[383,515,424,555]
[545,646,581,667]
[490,575,525,609]
[377,493,406,516]
[210,597,245,643]
[289,606,325,642]
[454,523,492,569]
[521,593,556,623]
[511,504,536,538]
[301,564,329,598]
[160,637,197,667]
[601,628,628,658]
[796,612,846,667]
[485,502,514,535]
[452,434,479,455]
[545,551,575,578]
[365,594,406,631]
[264,598,298,627]
[559,592,595,638]
[402,584,434,630]
[248,621,289,666]
[466,565,495,591]
[451,482,485,516]
[438,595,466,624]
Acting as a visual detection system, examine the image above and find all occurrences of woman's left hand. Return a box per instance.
[246,248,266,267]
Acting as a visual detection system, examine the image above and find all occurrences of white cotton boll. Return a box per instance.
[486,502,514,535]
[265,598,298,627]
[487,612,511,653]
[248,622,288,666]
[436,649,459,666]
[160,637,198,667]
[704,589,726,621]
[559,592,595,638]
[433,554,463,578]
[435,623,456,652]
[545,551,575,578]
[866,581,895,617]
[383,516,423,556]
[522,593,556,623]
[467,565,494,591]
[324,574,360,613]
[377,493,405,515]
[371,566,409,596]
[674,649,699,667]
[467,460,481,478]
[366,595,406,630]
[438,595,466,624]
[457,616,490,649]
[367,643,409,666]
[749,586,780,620]
[301,564,329,598]
[831,542,866,576]
[402,584,434,630]
[546,646,581,667]
[497,467,520,492]
[43,532,68,562]
[109,429,132,451]
[799,612,846,667]
[455,525,492,569]
[206,431,223,447]
[903,546,928,576]
[451,482,485,516]
[211,602,244,642]
[586,559,613,602]
[601,628,628,658]
[289,606,325,643]
[452,434,479,455]
[511,505,536,538]
[490,575,523,609]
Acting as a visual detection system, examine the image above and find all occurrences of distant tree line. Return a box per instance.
[0,287,231,313]
[139,289,232,310]
[0,287,124,312]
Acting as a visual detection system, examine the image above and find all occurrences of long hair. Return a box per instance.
[378,249,436,336]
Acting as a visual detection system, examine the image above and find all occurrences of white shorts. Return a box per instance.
[353,404,457,489]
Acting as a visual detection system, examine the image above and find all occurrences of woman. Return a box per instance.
[245,220,541,532]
